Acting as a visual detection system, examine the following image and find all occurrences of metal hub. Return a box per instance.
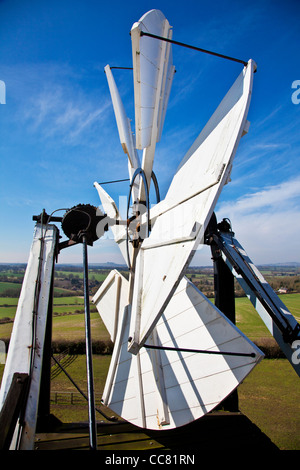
[61,204,107,245]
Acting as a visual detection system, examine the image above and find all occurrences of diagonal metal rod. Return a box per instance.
[109,66,133,70]
[144,344,256,358]
[98,178,130,185]
[140,31,248,67]
[82,235,97,451]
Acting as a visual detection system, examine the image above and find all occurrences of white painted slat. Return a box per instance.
[104,65,141,202]
[101,305,131,407]
[92,269,129,342]
[93,183,130,264]
[157,47,176,142]
[105,65,140,169]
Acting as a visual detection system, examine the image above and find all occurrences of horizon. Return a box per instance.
[1,260,300,268]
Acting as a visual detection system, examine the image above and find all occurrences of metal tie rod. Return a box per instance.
[140,31,248,67]
[144,344,256,358]
[98,178,130,185]
[82,235,97,451]
[109,66,133,70]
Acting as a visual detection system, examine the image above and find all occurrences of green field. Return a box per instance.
[1,293,299,344]
[0,354,299,450]
[238,359,300,450]
[0,283,299,450]
[55,270,108,283]
[0,295,84,319]
[51,311,109,342]
[39,355,300,450]
[0,281,79,299]
[235,293,300,340]
[0,281,22,296]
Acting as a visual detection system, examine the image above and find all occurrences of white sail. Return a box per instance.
[131,9,175,195]
[129,59,256,354]
[131,9,175,150]
[94,275,263,430]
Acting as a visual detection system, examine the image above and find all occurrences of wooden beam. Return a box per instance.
[0,373,29,450]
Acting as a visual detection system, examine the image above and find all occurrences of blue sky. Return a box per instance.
[0,0,300,266]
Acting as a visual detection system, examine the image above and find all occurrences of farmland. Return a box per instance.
[1,262,299,344]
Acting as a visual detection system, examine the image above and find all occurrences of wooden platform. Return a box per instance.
[34,411,279,451]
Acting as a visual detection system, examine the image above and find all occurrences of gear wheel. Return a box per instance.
[61,204,107,244]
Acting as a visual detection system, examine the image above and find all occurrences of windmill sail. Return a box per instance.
[128,59,256,354]
[93,275,263,430]
[131,9,175,150]
[92,10,264,432]
[131,9,175,194]
[104,65,141,201]
[104,65,139,169]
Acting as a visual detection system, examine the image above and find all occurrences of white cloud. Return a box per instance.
[24,85,110,145]
[216,176,300,264]
[221,176,300,214]
[4,62,112,146]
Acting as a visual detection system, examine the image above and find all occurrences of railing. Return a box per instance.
[50,391,102,406]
